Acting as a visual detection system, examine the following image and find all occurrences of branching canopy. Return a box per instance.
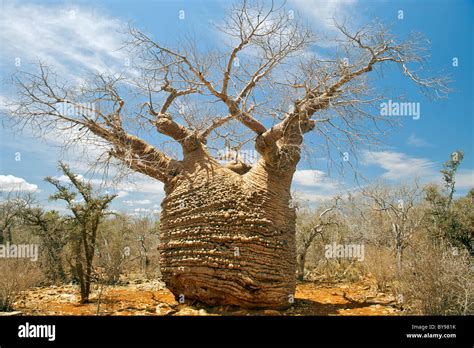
[6,0,450,184]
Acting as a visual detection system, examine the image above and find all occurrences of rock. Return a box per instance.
[263,310,281,316]
[156,303,175,315]
[59,294,77,302]
[174,307,201,316]
[0,311,22,316]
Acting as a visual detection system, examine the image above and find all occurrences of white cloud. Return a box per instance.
[363,150,436,181]
[130,207,160,215]
[293,169,340,189]
[290,0,358,32]
[407,133,433,148]
[0,2,128,78]
[0,175,38,192]
[456,169,474,190]
[54,174,85,183]
[292,170,345,204]
[0,0,165,202]
[0,2,145,184]
[116,190,129,198]
[0,96,13,112]
[123,199,152,206]
[293,190,335,203]
[115,177,165,195]
[52,170,164,197]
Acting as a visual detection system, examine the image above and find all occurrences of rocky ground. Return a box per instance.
[6,277,402,316]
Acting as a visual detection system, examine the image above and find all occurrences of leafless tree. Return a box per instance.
[0,191,35,244]
[21,208,69,282]
[362,181,425,276]
[296,197,340,280]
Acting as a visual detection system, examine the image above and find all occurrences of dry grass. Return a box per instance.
[398,240,473,315]
[0,259,43,311]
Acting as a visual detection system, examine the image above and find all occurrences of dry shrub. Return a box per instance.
[364,246,397,292]
[307,257,364,282]
[94,215,161,284]
[0,259,43,311]
[96,232,129,285]
[398,240,473,315]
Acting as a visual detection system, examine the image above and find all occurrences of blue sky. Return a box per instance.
[0,0,473,213]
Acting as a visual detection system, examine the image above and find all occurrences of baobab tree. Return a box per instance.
[6,1,448,308]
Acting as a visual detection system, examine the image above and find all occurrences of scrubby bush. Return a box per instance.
[364,246,397,292]
[96,215,133,284]
[398,237,473,315]
[0,259,43,311]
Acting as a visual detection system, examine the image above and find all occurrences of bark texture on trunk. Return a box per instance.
[159,148,297,308]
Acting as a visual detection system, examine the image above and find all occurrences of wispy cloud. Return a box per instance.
[54,171,164,196]
[115,177,164,196]
[363,150,437,181]
[292,169,345,204]
[456,169,474,190]
[42,170,163,213]
[407,133,433,148]
[130,207,160,216]
[0,2,133,186]
[293,169,339,189]
[289,0,358,33]
[54,174,85,183]
[0,2,128,78]
[116,190,129,198]
[122,199,152,206]
[292,190,336,203]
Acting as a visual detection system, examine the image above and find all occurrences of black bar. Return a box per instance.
[0,316,472,346]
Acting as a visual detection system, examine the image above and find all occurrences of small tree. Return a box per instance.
[96,214,133,284]
[45,162,116,303]
[296,198,339,281]
[22,208,69,283]
[425,151,473,253]
[362,182,424,276]
[441,151,464,208]
[0,191,34,244]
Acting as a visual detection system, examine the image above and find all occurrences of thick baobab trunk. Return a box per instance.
[159,148,297,309]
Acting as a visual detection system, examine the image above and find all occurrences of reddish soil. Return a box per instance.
[11,278,401,316]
